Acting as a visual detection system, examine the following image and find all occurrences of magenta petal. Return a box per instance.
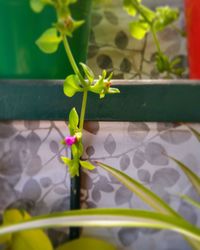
[64,136,76,146]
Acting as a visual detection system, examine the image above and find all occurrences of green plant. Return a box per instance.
[123,0,185,78]
[0,1,197,250]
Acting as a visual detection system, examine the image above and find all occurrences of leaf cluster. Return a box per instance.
[123,0,185,78]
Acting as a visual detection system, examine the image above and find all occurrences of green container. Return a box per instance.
[0,0,92,79]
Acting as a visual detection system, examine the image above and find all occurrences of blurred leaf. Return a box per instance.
[139,5,155,22]
[181,195,200,210]
[56,237,116,250]
[11,229,53,250]
[80,63,94,83]
[129,20,150,40]
[69,108,79,130]
[97,162,178,216]
[36,28,62,53]
[170,157,200,196]
[61,156,72,166]
[154,7,179,32]
[63,74,83,97]
[187,126,200,142]
[123,0,139,16]
[2,210,53,250]
[0,209,199,242]
[80,161,96,170]
[30,0,45,13]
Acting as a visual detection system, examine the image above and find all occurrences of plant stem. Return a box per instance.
[79,90,88,131]
[151,27,162,55]
[62,35,87,87]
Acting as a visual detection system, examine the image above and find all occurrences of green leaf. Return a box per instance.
[0,209,200,242]
[80,63,94,83]
[129,21,150,40]
[187,126,200,142]
[180,195,200,210]
[96,162,178,217]
[56,237,116,250]
[69,108,79,130]
[123,0,141,16]
[61,156,79,177]
[139,5,155,22]
[153,6,179,32]
[63,74,83,97]
[170,157,200,196]
[61,156,72,166]
[36,28,62,54]
[156,54,170,73]
[30,0,45,13]
[80,161,96,170]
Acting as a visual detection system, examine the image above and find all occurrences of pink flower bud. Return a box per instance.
[64,136,76,146]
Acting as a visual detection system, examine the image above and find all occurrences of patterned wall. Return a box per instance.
[0,121,200,249]
[88,0,187,79]
[0,1,197,250]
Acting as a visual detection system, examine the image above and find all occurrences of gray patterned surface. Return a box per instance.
[81,122,200,250]
[88,0,187,79]
[0,121,71,246]
[0,121,200,249]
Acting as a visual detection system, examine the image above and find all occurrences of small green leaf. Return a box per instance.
[80,63,94,83]
[73,20,85,32]
[30,0,45,13]
[139,5,155,22]
[170,157,200,196]
[36,28,62,54]
[63,74,83,97]
[108,88,120,94]
[153,6,179,32]
[123,0,140,16]
[80,161,96,170]
[129,21,150,40]
[61,156,72,166]
[56,237,116,250]
[156,54,170,73]
[69,108,79,130]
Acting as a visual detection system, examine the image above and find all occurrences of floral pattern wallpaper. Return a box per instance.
[88,0,188,79]
[0,121,200,249]
[0,0,195,249]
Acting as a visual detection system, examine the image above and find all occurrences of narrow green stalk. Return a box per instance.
[151,27,162,55]
[130,0,151,24]
[79,90,88,132]
[62,35,87,87]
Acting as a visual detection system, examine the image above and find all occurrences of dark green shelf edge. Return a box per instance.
[1,79,200,122]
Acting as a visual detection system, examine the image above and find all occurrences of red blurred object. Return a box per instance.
[185,0,200,79]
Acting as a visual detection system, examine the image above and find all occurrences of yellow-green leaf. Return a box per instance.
[56,237,116,250]
[11,229,53,250]
[63,74,83,97]
[0,209,200,243]
[30,0,45,13]
[170,157,200,196]
[97,161,178,216]
[69,108,79,130]
[80,161,96,170]
[129,20,150,40]
[36,28,62,54]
